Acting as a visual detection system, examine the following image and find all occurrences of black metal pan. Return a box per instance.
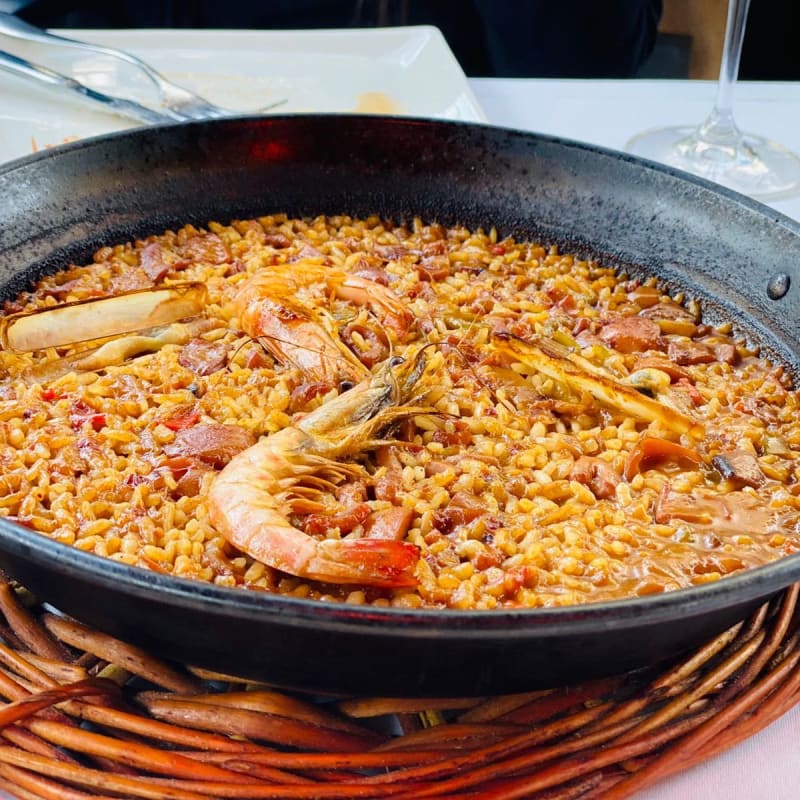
[0,115,799,697]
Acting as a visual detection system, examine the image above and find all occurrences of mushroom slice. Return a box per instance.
[0,282,207,353]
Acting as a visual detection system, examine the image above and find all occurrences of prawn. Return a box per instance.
[490,333,704,439]
[207,347,431,588]
[234,260,413,385]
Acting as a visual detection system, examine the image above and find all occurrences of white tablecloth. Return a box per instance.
[469,76,800,800]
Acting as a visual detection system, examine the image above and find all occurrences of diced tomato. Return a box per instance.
[89,414,106,431]
[41,388,64,402]
[69,400,105,431]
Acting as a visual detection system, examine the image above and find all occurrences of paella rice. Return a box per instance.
[0,214,798,609]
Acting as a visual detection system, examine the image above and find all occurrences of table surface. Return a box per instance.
[470,76,800,800]
[1,62,799,798]
[472,78,800,224]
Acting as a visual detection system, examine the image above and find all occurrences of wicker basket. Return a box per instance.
[0,577,798,799]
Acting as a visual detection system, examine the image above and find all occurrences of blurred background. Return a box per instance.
[0,0,794,81]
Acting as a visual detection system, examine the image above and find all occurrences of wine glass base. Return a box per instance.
[626,125,800,201]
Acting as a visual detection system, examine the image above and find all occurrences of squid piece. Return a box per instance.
[491,334,704,439]
[0,282,207,353]
[25,319,219,383]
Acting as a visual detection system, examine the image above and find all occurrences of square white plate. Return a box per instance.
[0,25,486,164]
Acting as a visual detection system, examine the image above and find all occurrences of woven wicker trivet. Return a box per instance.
[0,578,797,800]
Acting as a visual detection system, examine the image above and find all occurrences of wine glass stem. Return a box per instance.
[701,0,751,142]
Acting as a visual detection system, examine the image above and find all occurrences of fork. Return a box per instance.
[0,12,285,119]
[0,48,183,124]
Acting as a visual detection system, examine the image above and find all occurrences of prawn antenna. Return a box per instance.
[228,336,267,370]
[440,337,520,418]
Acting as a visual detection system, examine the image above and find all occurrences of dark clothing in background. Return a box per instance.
[453,1,663,78]
[18,0,663,78]
[740,1,800,81]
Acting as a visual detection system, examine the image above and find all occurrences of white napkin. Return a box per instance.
[643,705,799,799]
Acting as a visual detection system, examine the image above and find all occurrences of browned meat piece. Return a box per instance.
[364,507,415,540]
[374,446,404,503]
[165,424,255,469]
[734,396,779,425]
[434,492,486,535]
[264,233,291,249]
[654,484,773,536]
[432,421,473,448]
[599,317,664,353]
[290,243,324,261]
[155,455,212,498]
[640,302,697,336]
[183,233,230,265]
[304,503,372,536]
[110,269,153,293]
[374,244,409,260]
[712,450,766,488]
[570,456,620,499]
[178,339,229,376]
[422,240,448,257]
[667,337,715,365]
[290,380,335,408]
[417,256,450,282]
[707,341,739,365]
[140,242,169,283]
[336,481,369,506]
[351,263,391,285]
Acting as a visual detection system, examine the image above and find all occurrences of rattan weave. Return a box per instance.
[0,578,797,799]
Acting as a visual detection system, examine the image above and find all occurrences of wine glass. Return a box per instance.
[626,0,800,200]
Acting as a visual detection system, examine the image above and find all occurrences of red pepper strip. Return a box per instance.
[624,436,703,481]
[162,406,201,431]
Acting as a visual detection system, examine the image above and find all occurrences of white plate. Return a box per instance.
[0,26,486,164]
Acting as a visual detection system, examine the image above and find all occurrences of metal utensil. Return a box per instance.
[0,12,285,119]
[0,48,180,124]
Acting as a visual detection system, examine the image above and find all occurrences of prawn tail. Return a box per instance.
[310,539,421,588]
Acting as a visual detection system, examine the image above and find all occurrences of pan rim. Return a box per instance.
[2,111,800,237]
[2,113,800,640]
[1,514,797,635]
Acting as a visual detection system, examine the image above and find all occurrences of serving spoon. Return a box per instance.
[0,12,285,120]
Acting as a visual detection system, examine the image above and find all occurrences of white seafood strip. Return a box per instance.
[0,282,207,352]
